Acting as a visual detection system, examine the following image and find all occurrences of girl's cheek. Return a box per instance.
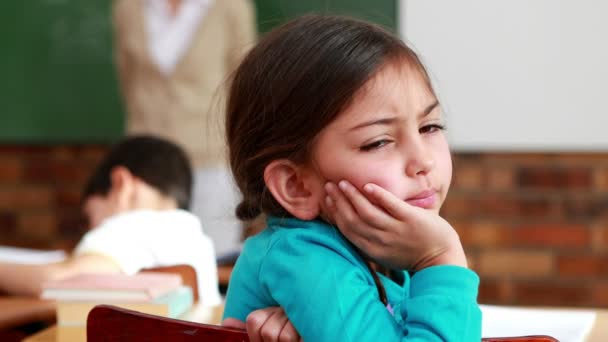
[349,168,402,198]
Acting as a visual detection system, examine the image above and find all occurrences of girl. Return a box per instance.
[223,15,481,341]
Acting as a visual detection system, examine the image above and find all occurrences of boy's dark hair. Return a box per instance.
[83,135,193,210]
[226,15,435,221]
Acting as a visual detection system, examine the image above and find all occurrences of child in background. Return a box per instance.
[0,135,221,306]
[222,15,481,341]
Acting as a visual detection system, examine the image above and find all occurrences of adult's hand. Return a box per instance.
[324,180,467,271]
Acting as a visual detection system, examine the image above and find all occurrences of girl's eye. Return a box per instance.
[360,139,392,151]
[420,124,445,134]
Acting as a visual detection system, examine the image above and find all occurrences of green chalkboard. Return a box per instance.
[0,0,123,143]
[254,0,397,34]
[0,0,396,143]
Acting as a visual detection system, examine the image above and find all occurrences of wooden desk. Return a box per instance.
[0,296,55,330]
[24,303,224,342]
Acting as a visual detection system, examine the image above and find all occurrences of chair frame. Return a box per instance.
[87,304,248,341]
[143,264,199,302]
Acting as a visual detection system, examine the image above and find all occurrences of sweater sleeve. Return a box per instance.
[259,232,481,342]
[398,266,482,341]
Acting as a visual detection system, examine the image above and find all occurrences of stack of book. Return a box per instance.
[41,272,194,326]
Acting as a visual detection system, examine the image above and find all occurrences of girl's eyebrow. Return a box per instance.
[349,100,440,131]
[420,100,440,118]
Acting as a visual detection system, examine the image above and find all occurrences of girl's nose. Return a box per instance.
[404,139,435,177]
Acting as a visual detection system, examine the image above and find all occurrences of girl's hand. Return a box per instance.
[324,180,467,271]
[222,307,302,342]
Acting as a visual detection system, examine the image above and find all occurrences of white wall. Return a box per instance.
[400,0,608,151]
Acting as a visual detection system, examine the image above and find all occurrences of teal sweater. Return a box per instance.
[223,217,481,341]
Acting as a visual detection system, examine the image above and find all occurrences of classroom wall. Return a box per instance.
[400,0,608,151]
[1,146,607,307]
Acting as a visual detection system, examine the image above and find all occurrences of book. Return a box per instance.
[56,286,194,326]
[41,272,182,302]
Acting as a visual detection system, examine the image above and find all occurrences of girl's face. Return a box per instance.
[310,62,452,215]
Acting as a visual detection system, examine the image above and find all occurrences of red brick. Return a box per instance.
[0,211,17,234]
[481,195,555,219]
[49,145,110,162]
[440,195,483,218]
[0,159,22,183]
[517,167,592,189]
[513,223,589,248]
[78,145,110,162]
[480,195,519,218]
[481,153,555,166]
[24,160,93,184]
[593,281,608,306]
[17,211,58,240]
[591,222,608,251]
[55,187,83,206]
[554,153,608,166]
[0,187,54,210]
[512,281,592,307]
[454,221,511,248]
[452,165,483,191]
[478,278,514,305]
[477,250,553,278]
[518,197,556,218]
[557,255,608,277]
[595,168,608,191]
[486,167,515,190]
[0,146,48,158]
[561,196,608,218]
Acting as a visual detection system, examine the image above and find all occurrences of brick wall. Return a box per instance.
[448,153,608,307]
[1,145,607,307]
[0,145,109,250]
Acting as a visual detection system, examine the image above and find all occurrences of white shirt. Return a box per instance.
[144,0,214,75]
[74,209,221,305]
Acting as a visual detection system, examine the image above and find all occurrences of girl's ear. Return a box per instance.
[264,160,321,220]
[108,166,137,211]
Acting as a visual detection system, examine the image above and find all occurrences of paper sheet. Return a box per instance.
[0,245,67,264]
[481,304,597,342]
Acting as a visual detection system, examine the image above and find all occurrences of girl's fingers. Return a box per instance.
[259,310,289,342]
[278,318,301,342]
[362,183,419,221]
[222,318,246,329]
[336,180,392,230]
[246,308,276,342]
[325,182,359,227]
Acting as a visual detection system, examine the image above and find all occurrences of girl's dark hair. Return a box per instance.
[227,15,434,222]
[83,135,193,210]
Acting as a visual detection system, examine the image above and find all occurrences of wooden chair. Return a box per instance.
[142,264,199,302]
[87,305,248,342]
[88,304,559,342]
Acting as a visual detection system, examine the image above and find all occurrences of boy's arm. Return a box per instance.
[0,254,122,296]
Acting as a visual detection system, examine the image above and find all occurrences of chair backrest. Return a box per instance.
[87,303,558,342]
[87,305,249,342]
[482,336,559,342]
[142,264,199,302]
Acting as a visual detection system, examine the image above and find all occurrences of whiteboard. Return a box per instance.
[400,0,608,151]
